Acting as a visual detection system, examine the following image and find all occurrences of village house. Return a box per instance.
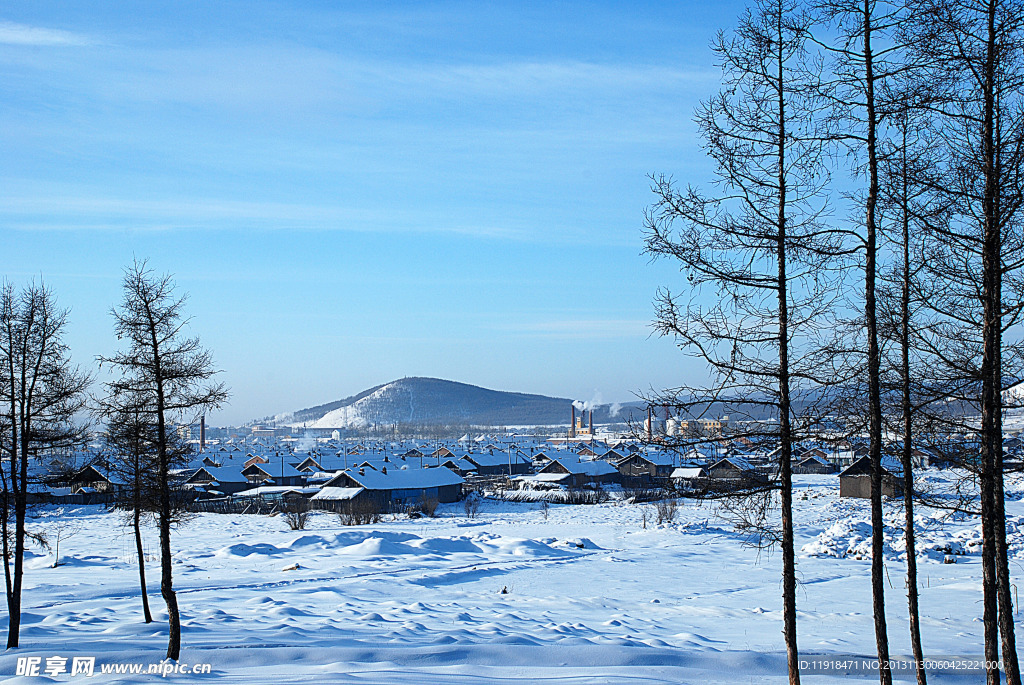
[523,457,620,489]
[614,452,676,483]
[670,465,709,490]
[707,457,767,486]
[838,456,903,499]
[460,452,532,476]
[63,464,117,494]
[312,465,464,509]
[792,455,837,475]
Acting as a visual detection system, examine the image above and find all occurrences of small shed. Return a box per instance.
[533,458,619,488]
[793,455,837,475]
[708,457,767,485]
[671,465,709,489]
[615,452,675,482]
[310,486,365,504]
[838,456,903,498]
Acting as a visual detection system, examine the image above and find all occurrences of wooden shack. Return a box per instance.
[838,456,902,498]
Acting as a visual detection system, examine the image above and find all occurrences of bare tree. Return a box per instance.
[103,400,160,624]
[44,508,82,568]
[876,105,940,685]
[643,2,838,682]
[99,261,227,660]
[0,281,89,649]
[810,2,917,681]
[902,2,1024,682]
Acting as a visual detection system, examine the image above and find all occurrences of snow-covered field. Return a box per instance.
[1,474,1019,683]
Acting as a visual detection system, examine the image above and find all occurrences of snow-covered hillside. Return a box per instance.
[281,377,640,429]
[1,474,1017,683]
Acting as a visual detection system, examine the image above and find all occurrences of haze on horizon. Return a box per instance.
[0,1,749,425]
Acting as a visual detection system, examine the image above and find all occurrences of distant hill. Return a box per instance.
[279,377,644,429]
[270,379,985,432]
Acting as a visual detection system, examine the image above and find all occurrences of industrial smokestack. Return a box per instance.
[200,416,206,452]
[588,410,593,435]
[569,404,576,439]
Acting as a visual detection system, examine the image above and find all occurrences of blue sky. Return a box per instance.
[0,1,747,425]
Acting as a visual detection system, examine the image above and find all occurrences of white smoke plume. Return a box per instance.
[295,433,317,453]
[573,393,605,414]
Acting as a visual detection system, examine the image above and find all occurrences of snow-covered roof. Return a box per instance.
[679,447,713,462]
[462,452,529,468]
[671,467,708,479]
[839,455,904,477]
[294,456,323,472]
[712,457,756,472]
[617,451,675,467]
[543,458,618,477]
[516,473,570,483]
[305,470,340,482]
[308,487,364,501]
[324,466,464,491]
[234,486,319,498]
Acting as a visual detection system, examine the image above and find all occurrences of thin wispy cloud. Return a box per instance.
[497,319,652,339]
[82,44,712,112]
[0,193,534,240]
[0,21,92,47]
[372,60,716,99]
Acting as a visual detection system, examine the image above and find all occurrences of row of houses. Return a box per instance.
[39,427,974,507]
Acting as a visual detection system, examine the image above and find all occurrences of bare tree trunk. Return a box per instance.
[0,470,10,628]
[780,284,799,685]
[133,502,152,624]
[3,446,17,649]
[994,459,1021,683]
[901,386,925,685]
[160,510,180,659]
[8,397,32,651]
[898,134,926,685]
[980,3,1007,682]
[981,456,1000,685]
[6,457,23,650]
[861,3,891,682]
[777,16,800,682]
[4,345,20,650]
[156,377,180,660]
[158,443,180,659]
[990,6,1021,674]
